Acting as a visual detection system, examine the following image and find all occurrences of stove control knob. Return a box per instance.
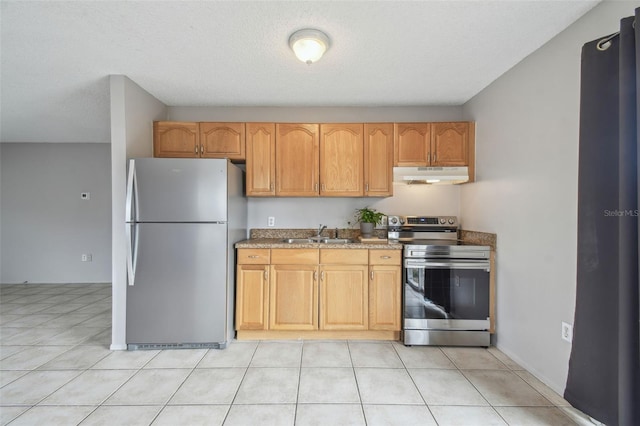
[439,218,446,224]
[448,218,455,225]
[400,218,405,225]
[389,216,398,225]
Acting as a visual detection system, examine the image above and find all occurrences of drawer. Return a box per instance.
[320,249,368,265]
[237,248,270,264]
[369,249,401,265]
[271,248,319,265]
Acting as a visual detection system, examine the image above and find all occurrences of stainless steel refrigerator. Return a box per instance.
[125,158,246,350]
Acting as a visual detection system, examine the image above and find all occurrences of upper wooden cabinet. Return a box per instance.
[364,123,394,197]
[154,121,200,158]
[394,122,475,173]
[394,123,431,166]
[199,122,245,160]
[275,123,319,196]
[246,123,276,196]
[154,121,245,160]
[431,122,469,166]
[319,124,364,197]
[157,120,475,192]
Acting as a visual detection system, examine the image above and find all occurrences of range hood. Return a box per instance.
[393,166,469,185]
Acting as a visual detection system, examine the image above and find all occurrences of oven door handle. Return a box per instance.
[405,260,490,271]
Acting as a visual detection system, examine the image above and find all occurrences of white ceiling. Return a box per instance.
[1,0,600,144]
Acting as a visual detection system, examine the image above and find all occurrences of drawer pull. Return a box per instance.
[248,255,259,258]
[370,270,374,280]
[381,255,391,259]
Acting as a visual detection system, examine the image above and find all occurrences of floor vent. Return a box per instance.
[127,341,227,350]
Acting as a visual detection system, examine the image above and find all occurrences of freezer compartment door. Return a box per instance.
[128,158,228,223]
[126,223,228,345]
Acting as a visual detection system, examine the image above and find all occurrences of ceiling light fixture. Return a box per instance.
[288,29,330,64]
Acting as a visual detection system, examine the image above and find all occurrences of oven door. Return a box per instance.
[404,258,490,331]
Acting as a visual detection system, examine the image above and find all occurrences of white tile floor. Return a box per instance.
[0,283,596,425]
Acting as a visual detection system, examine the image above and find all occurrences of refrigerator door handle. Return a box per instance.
[126,223,137,286]
[125,160,137,222]
[125,160,139,286]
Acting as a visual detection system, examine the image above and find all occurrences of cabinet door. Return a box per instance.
[153,122,199,158]
[394,123,431,166]
[369,265,401,331]
[319,265,368,330]
[246,123,276,196]
[236,265,269,330]
[199,122,245,160]
[319,124,364,196]
[364,123,394,197]
[275,124,319,196]
[269,265,318,330]
[431,122,468,166]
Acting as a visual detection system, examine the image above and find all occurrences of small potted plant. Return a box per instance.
[354,207,385,238]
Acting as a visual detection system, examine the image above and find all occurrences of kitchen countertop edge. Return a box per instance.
[235,238,403,250]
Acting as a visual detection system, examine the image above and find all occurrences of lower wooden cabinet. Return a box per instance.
[369,265,401,330]
[368,249,402,331]
[236,265,269,330]
[235,247,401,337]
[235,249,270,330]
[320,265,368,330]
[269,264,318,330]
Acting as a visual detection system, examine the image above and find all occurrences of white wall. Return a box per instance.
[110,75,167,350]
[169,106,464,228]
[249,185,460,230]
[460,1,635,394]
[0,143,111,284]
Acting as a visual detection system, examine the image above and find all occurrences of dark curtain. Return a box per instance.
[566,8,640,426]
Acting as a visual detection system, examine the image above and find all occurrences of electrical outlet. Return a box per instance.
[268,216,275,227]
[81,192,90,200]
[81,254,92,262]
[561,321,573,343]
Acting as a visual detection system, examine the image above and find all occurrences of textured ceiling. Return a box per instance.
[1,0,599,143]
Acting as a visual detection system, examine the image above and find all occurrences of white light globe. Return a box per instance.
[289,29,330,64]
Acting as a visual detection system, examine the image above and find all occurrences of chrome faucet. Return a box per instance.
[316,224,327,238]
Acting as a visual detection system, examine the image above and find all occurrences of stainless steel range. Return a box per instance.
[387,215,491,347]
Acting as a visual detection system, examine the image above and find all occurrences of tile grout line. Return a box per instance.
[346,340,368,425]
[221,340,259,424]
[390,341,440,425]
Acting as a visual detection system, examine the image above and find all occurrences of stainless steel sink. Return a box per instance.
[281,238,352,244]
[320,238,352,244]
